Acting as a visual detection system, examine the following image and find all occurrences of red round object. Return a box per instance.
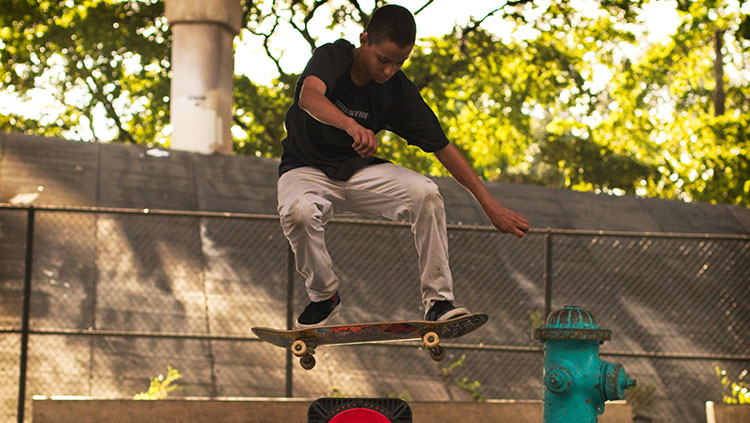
[329,408,391,423]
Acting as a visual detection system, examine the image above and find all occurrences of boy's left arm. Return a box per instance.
[434,144,530,238]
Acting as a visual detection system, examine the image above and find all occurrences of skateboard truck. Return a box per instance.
[291,340,317,370]
[422,331,446,361]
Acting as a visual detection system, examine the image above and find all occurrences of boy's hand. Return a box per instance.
[484,201,530,238]
[346,121,378,158]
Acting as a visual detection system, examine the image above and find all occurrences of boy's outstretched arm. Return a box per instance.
[434,144,530,237]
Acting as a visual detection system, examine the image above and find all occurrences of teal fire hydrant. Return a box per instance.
[533,306,637,423]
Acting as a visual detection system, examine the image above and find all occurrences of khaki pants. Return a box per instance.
[277,163,454,309]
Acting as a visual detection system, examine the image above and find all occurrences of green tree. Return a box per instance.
[413,0,750,206]
[233,76,292,158]
[598,0,750,204]
[405,0,655,192]
[0,0,170,144]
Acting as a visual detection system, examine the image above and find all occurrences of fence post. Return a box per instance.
[285,244,295,397]
[17,207,34,423]
[543,231,553,319]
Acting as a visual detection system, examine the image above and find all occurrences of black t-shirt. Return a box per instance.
[279,39,450,181]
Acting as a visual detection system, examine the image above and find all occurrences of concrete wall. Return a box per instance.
[3,132,749,233]
[706,402,750,423]
[32,398,633,423]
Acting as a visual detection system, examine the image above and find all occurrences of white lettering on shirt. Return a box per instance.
[334,99,370,120]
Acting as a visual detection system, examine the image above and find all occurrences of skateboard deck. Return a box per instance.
[252,312,488,370]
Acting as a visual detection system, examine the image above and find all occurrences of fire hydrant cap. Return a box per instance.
[534,306,612,341]
[601,362,638,400]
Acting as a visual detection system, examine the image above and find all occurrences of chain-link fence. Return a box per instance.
[1,205,748,423]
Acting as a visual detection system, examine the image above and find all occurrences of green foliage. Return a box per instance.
[440,354,484,402]
[715,365,750,404]
[403,0,750,206]
[233,75,292,158]
[527,309,544,338]
[134,365,183,400]
[596,0,750,205]
[327,386,347,398]
[0,0,170,144]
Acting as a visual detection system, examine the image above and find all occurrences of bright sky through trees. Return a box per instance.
[0,0,681,140]
[235,0,682,85]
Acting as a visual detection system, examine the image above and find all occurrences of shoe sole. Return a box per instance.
[428,307,470,322]
[293,303,343,329]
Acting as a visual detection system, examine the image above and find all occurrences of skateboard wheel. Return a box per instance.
[423,332,440,349]
[300,354,316,370]
[429,346,446,362]
[291,340,307,357]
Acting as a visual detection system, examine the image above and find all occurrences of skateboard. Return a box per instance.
[252,313,488,370]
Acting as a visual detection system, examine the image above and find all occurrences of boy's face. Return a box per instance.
[359,32,413,84]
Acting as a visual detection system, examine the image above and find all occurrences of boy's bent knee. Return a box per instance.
[280,199,319,230]
[415,180,443,206]
[406,179,445,220]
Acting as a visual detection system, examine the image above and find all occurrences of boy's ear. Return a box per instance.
[359,32,368,47]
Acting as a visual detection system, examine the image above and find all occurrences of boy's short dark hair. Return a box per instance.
[365,4,416,47]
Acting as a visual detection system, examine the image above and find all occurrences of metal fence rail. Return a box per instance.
[1,204,748,423]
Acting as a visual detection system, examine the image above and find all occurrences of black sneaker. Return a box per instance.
[425,300,470,321]
[295,292,342,329]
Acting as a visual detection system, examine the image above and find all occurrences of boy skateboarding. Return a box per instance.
[277,4,529,329]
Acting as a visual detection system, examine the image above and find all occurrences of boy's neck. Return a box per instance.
[351,48,371,87]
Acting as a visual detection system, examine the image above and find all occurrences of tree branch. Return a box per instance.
[287,0,327,51]
[413,0,436,16]
[247,11,288,78]
[80,68,136,144]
